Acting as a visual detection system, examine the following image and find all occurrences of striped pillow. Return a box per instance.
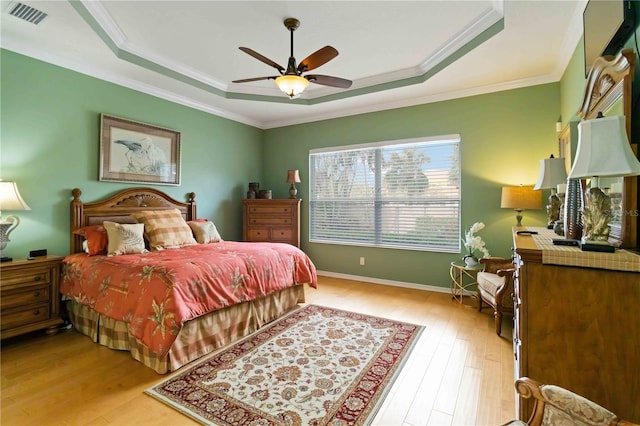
[131,209,197,250]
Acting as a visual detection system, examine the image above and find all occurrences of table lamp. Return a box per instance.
[0,181,31,262]
[501,185,541,226]
[533,154,568,229]
[568,114,640,250]
[287,169,301,199]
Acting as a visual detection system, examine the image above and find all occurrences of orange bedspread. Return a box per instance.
[61,242,317,356]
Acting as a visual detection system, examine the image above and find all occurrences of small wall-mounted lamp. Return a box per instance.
[286,170,301,199]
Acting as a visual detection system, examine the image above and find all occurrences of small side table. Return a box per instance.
[449,261,484,304]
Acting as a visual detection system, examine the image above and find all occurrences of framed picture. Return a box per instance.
[99,114,181,186]
[558,123,572,173]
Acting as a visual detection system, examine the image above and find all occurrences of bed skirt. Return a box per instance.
[65,284,306,373]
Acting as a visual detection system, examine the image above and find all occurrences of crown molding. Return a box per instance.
[73,0,506,104]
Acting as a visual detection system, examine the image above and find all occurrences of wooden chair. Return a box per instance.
[476,257,515,336]
[503,377,639,426]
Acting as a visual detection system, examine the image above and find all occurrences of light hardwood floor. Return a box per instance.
[1,276,515,425]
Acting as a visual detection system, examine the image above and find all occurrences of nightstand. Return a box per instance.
[0,255,64,339]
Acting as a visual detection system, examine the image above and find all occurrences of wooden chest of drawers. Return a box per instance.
[512,228,640,422]
[1,255,64,339]
[243,199,301,247]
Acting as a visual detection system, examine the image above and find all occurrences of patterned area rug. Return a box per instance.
[146,304,423,425]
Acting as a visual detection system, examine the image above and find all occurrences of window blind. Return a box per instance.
[309,136,461,252]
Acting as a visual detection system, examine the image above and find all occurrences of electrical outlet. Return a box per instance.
[359,257,365,266]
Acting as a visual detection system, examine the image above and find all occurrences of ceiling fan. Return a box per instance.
[233,18,352,99]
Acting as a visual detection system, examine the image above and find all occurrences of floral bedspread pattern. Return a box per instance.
[61,242,317,356]
[146,305,424,425]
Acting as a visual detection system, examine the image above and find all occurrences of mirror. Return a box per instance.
[597,96,624,237]
[576,49,636,248]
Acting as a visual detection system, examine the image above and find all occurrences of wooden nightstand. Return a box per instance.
[0,255,64,339]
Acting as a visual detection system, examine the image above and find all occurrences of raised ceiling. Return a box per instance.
[1,0,586,129]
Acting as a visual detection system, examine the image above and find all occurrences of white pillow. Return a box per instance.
[188,221,223,244]
[103,221,148,256]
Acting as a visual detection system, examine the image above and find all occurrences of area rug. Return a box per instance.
[145,304,423,425]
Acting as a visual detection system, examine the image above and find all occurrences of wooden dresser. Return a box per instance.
[243,199,301,248]
[1,255,64,339]
[512,227,640,422]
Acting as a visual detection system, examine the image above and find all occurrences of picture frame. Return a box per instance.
[558,123,572,173]
[99,114,181,186]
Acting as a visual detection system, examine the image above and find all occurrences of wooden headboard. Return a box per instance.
[70,187,197,254]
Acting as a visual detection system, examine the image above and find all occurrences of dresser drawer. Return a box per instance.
[1,304,51,331]
[248,206,293,216]
[1,268,51,287]
[249,217,292,226]
[1,284,50,310]
[247,229,270,241]
[270,229,293,241]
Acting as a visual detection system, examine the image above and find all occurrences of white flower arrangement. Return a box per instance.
[462,222,490,259]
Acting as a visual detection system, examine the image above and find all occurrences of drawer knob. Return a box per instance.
[33,309,40,316]
[34,291,41,298]
[34,276,42,282]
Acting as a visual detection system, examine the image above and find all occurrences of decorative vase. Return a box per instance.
[463,255,478,266]
[564,179,584,240]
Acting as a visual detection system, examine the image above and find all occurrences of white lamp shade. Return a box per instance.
[568,115,640,179]
[275,75,309,98]
[533,156,568,190]
[0,181,31,211]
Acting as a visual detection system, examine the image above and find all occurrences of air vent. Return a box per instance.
[8,2,47,25]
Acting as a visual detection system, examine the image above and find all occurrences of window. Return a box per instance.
[309,135,461,252]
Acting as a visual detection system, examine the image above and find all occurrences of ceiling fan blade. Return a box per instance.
[297,46,338,73]
[232,76,278,83]
[306,74,352,89]
[239,47,285,72]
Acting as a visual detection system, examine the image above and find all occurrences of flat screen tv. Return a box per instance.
[583,0,635,76]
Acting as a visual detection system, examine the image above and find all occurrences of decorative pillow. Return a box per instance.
[188,220,223,244]
[72,225,108,255]
[103,221,148,256]
[130,208,197,250]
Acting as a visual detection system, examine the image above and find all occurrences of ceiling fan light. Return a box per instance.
[275,75,309,98]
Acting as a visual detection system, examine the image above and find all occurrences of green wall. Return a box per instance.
[1,50,263,258]
[560,37,587,129]
[4,43,593,290]
[263,84,561,287]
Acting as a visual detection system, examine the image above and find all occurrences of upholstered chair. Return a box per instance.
[503,377,639,426]
[476,257,515,336]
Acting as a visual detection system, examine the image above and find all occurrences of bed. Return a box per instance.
[61,187,317,373]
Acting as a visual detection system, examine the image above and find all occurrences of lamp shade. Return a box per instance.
[286,170,301,183]
[568,115,640,179]
[0,181,31,212]
[275,75,309,98]
[501,185,541,210]
[533,155,568,190]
